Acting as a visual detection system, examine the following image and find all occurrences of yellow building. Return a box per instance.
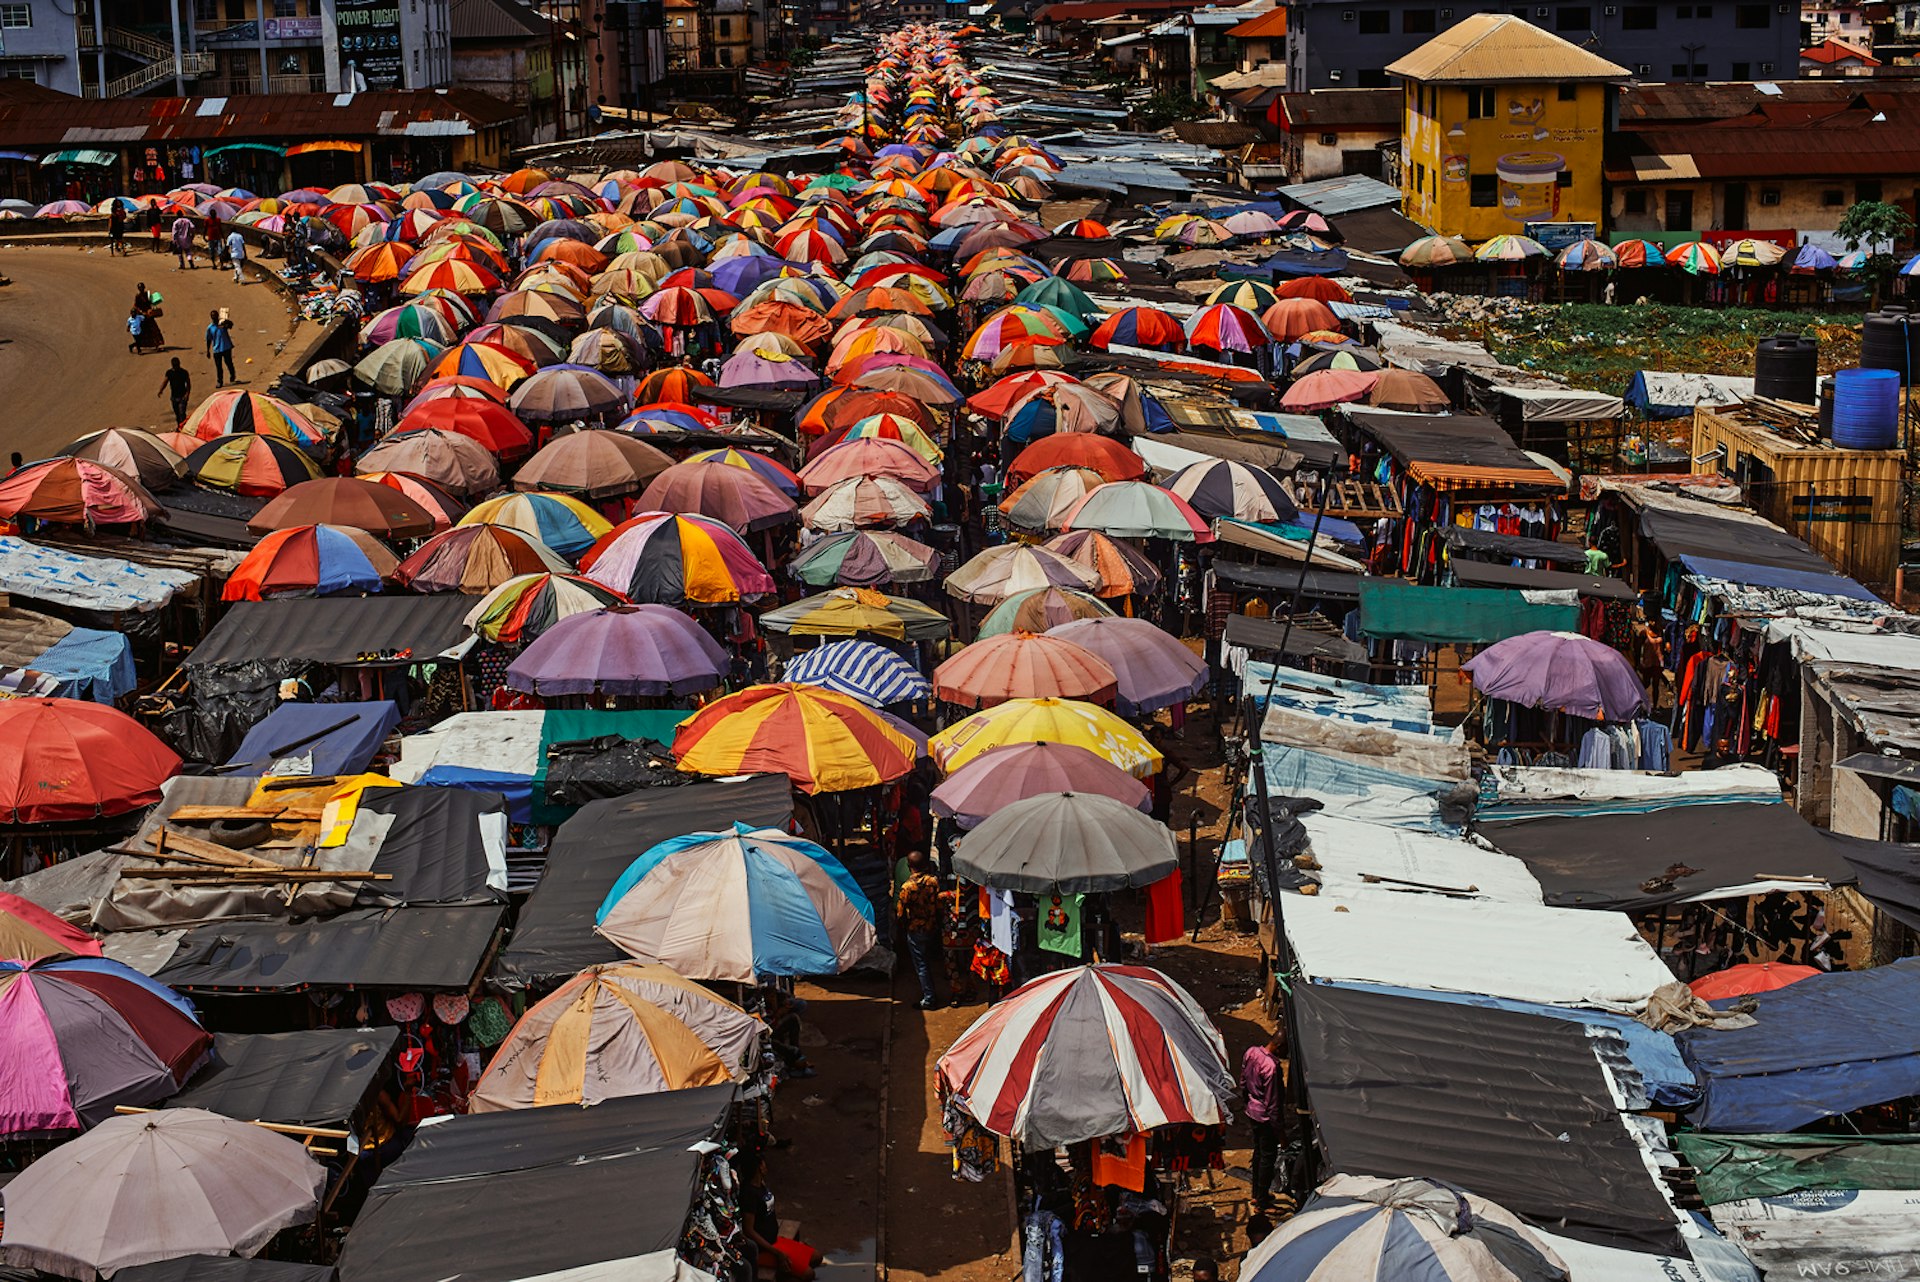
[1389,14,1624,243]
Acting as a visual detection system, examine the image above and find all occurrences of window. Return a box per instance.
[0,4,31,26]
[1676,3,1690,13]
[1321,131,1339,144]
[1557,170,1573,187]
[1414,161,1427,191]
[273,0,294,15]
[1466,85,1495,116]
[1556,4,1590,27]
[1623,189,1648,214]
[1357,67,1389,85]
[1696,4,1712,13]
[1558,81,1577,99]
[1471,174,1498,206]
[1822,188,1845,206]
[716,16,730,33]
[1735,2,1768,23]
[1621,2,1657,22]
[1759,187,1781,206]
[1671,61,1690,75]
[1358,8,1388,30]
[0,64,35,78]
[1403,7,1436,30]
[1666,189,1694,226]
[1731,60,1750,77]
[1858,179,1883,202]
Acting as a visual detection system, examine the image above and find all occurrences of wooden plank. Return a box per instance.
[168,805,289,822]
[149,829,283,869]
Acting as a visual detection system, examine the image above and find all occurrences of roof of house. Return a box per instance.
[1609,98,1920,180]
[1615,80,1879,123]
[1228,6,1288,38]
[1033,0,1206,21]
[451,0,549,40]
[1386,12,1630,82]
[1803,36,1882,63]
[1172,119,1262,146]
[0,88,521,150]
[1275,87,1401,129]
[1210,63,1289,90]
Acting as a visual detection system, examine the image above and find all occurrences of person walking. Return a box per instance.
[205,308,236,387]
[1242,1029,1291,1211]
[895,849,945,1010]
[108,201,127,255]
[158,357,192,424]
[171,215,196,270]
[226,229,248,284]
[146,204,164,254]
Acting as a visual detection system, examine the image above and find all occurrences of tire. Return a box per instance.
[206,819,274,849]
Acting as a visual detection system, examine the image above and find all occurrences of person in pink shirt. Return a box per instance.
[1241,1029,1290,1209]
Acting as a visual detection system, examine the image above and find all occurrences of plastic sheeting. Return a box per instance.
[1676,1132,1920,1207]
[159,904,506,991]
[1260,704,1468,783]
[1678,958,1920,1132]
[166,1027,400,1129]
[1298,811,1545,904]
[0,536,199,613]
[24,628,138,703]
[1477,763,1782,821]
[1357,580,1579,643]
[1241,661,1434,732]
[225,702,401,777]
[1679,555,1879,601]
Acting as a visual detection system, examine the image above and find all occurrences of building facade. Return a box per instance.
[1286,0,1803,90]
[1393,13,1621,240]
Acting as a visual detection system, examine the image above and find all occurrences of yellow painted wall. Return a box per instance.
[1400,80,1608,241]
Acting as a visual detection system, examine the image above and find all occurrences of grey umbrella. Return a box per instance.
[954,790,1176,893]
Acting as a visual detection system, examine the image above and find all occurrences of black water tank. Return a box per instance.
[1861,307,1919,384]
[1754,333,1819,403]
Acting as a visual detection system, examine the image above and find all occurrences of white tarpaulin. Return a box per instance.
[1493,385,1624,422]
[1299,812,1544,904]
[1284,891,1674,1010]
[1482,763,1783,820]
[1774,620,1920,669]
[1707,1190,1920,1281]
[0,536,198,613]
[1261,705,1470,785]
[390,711,546,783]
[1538,1227,1758,1282]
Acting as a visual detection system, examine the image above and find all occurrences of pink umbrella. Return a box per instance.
[636,460,797,533]
[1282,368,1380,412]
[797,438,941,495]
[930,741,1151,828]
[719,348,822,389]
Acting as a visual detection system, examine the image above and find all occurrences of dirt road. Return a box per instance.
[0,242,306,460]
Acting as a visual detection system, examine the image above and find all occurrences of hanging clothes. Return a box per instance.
[1144,870,1184,944]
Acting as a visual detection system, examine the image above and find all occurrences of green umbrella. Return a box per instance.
[353,337,443,396]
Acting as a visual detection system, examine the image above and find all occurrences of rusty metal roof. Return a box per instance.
[0,88,520,150]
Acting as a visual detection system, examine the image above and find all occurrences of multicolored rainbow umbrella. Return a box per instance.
[464,572,628,644]
[579,511,776,606]
[672,684,919,794]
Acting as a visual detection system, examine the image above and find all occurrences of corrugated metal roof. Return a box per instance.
[1277,172,1401,214]
[0,88,518,149]
[1385,12,1628,82]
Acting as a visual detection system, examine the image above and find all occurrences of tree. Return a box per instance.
[1837,199,1915,308]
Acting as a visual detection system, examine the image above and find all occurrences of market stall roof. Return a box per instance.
[1260,704,1469,784]
[224,702,401,777]
[1293,982,1687,1254]
[1824,830,1920,932]
[185,596,477,669]
[1221,612,1368,665]
[1447,558,1639,601]
[0,535,200,614]
[356,786,508,906]
[1633,504,1836,576]
[113,1260,337,1282]
[1240,660,1434,732]
[1358,580,1579,644]
[1678,958,1920,1132]
[1623,370,1755,419]
[1210,559,1364,600]
[1346,411,1567,492]
[158,904,505,992]
[492,773,792,986]
[165,1028,400,1130]
[335,1085,732,1282]
[1283,889,1673,1009]
[1678,553,1879,601]
[1675,1131,1920,1207]
[1477,762,1783,822]
[1438,524,1588,567]
[1490,385,1623,421]
[1298,811,1545,904]
[1479,802,1858,910]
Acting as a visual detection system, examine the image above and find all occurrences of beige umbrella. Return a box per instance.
[469,962,765,1112]
[514,429,672,499]
[356,427,501,496]
[945,543,1100,606]
[0,1108,325,1280]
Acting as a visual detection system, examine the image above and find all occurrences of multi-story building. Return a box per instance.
[1393,12,1622,239]
[450,0,582,141]
[1286,0,1803,89]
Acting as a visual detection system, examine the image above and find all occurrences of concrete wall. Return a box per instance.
[1291,126,1394,180]
[12,0,84,96]
[1610,175,1920,234]
[1403,78,1608,241]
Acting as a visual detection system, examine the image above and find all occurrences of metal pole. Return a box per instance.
[169,0,186,95]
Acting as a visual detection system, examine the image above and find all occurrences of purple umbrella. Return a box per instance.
[1045,616,1208,715]
[637,460,797,534]
[504,603,728,696]
[931,741,1151,829]
[1460,630,1647,721]
[720,348,821,390]
[713,255,804,296]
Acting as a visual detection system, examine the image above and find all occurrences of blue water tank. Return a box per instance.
[1831,367,1901,450]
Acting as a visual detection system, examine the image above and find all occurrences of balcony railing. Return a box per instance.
[195,72,328,94]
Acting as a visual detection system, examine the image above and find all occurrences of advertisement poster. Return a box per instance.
[333,0,404,89]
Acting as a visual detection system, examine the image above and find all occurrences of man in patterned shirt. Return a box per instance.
[896,850,944,1010]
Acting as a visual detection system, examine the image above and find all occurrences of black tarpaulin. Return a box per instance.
[1222,612,1367,664]
[1439,524,1588,566]
[114,1259,336,1282]
[159,905,505,992]
[335,1087,732,1282]
[166,1028,399,1129]
[185,596,477,669]
[358,786,506,907]
[1480,802,1857,910]
[1346,411,1541,471]
[493,774,793,986]
[1825,831,1920,933]
[1293,982,1687,1254]
[1635,505,1835,576]
[1447,559,1638,601]
[1210,560,1363,600]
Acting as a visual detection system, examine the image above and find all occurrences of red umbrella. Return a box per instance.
[0,699,181,824]
[1007,435,1145,485]
[797,438,942,495]
[1689,962,1822,1001]
[967,371,1079,421]
[932,632,1118,708]
[393,396,534,457]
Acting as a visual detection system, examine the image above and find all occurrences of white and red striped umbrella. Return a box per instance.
[936,964,1233,1148]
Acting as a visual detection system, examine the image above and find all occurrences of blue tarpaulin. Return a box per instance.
[32,628,137,703]
[1679,957,1920,1132]
[1679,555,1881,602]
[226,702,401,777]
[416,767,534,825]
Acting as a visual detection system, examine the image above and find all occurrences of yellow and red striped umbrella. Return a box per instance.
[673,682,918,793]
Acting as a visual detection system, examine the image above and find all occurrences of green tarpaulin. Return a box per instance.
[1675,1133,1920,1207]
[1357,581,1578,644]
[531,709,686,826]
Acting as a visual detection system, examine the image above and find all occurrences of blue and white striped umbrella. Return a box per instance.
[783,639,931,707]
[1242,1176,1569,1282]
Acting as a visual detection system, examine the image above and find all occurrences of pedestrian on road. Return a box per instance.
[127,306,145,354]
[1242,1029,1291,1210]
[171,215,196,270]
[158,357,192,424]
[205,308,236,387]
[895,849,945,1010]
[227,230,248,284]
[108,201,127,255]
[146,205,164,253]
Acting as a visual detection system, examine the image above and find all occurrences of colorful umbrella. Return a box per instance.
[1184,303,1270,353]
[1006,434,1144,485]
[788,529,941,587]
[0,458,160,527]
[1048,616,1209,715]
[998,465,1106,531]
[0,699,179,822]
[1283,367,1380,412]
[1088,306,1183,351]
[464,571,629,645]
[798,437,942,495]
[1689,962,1821,1000]
[979,586,1115,638]
[179,390,328,447]
[1721,238,1788,269]
[932,631,1117,708]
[1062,481,1212,542]
[931,741,1151,830]
[1555,238,1617,271]
[0,956,211,1136]
[945,543,1101,605]
[358,469,468,530]
[58,428,186,492]
[801,475,931,532]
[761,587,950,642]
[673,684,919,794]
[514,429,673,498]
[248,476,438,538]
[222,524,396,600]
[428,340,536,387]
[1163,459,1298,524]
[0,892,101,962]
[460,492,612,560]
[1666,240,1722,275]
[469,963,764,1112]
[595,823,877,978]
[581,511,776,605]
[356,428,500,496]
[1461,630,1647,721]
[956,790,1176,891]
[393,523,571,594]
[1791,243,1838,274]
[184,434,321,497]
[685,447,801,498]
[1611,239,1669,269]
[936,964,1231,1147]
[505,603,727,696]
[930,696,1161,777]
[782,639,932,706]
[1042,530,1162,599]
[1398,235,1473,268]
[1475,234,1549,262]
